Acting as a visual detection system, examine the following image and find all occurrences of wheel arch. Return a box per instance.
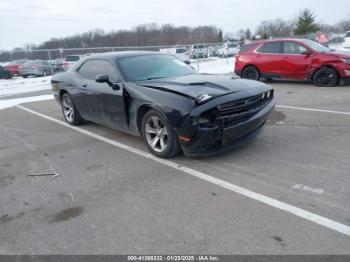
[242,64,261,74]
[136,103,182,135]
[136,104,156,135]
[59,89,69,101]
[310,64,340,81]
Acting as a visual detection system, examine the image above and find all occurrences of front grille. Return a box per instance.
[217,91,272,117]
[199,90,273,128]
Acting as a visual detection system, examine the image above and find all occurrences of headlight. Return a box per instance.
[198,117,210,124]
[198,113,217,128]
[340,58,350,64]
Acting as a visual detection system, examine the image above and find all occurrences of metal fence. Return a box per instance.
[0,41,245,79]
[1,42,235,61]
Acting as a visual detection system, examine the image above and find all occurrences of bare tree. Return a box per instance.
[256,18,294,38]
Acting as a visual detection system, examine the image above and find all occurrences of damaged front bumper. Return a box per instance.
[179,96,275,157]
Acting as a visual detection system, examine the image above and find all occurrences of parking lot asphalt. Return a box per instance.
[0,82,350,254]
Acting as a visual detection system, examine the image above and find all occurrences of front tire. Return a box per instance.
[242,66,260,81]
[61,93,83,125]
[141,110,180,158]
[313,67,339,87]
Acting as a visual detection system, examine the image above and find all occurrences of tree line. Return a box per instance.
[0,24,222,61]
[236,9,350,40]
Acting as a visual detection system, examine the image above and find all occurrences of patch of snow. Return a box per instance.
[0,76,52,97]
[0,94,54,110]
[196,57,235,74]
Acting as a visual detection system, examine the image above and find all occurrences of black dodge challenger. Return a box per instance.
[51,51,275,158]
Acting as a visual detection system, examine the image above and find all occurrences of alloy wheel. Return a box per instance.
[145,116,168,153]
[244,68,258,80]
[316,71,335,87]
[62,96,74,123]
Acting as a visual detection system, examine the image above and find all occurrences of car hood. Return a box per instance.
[323,51,350,59]
[139,74,268,103]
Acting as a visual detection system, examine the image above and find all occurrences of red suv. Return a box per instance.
[235,39,350,87]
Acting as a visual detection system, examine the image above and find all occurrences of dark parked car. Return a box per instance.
[19,60,53,78]
[235,39,350,87]
[0,65,13,79]
[51,52,275,158]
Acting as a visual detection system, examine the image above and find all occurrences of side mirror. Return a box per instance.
[302,50,312,56]
[95,74,121,90]
[95,74,109,83]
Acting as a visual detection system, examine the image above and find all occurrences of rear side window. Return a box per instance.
[256,42,282,54]
[78,60,117,81]
[176,48,186,54]
[345,32,350,37]
[328,37,344,44]
[239,43,258,52]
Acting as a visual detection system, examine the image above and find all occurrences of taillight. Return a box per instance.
[63,62,69,68]
[31,64,39,68]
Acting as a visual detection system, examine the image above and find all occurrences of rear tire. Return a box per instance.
[61,93,84,125]
[141,110,181,158]
[313,67,339,87]
[242,66,260,81]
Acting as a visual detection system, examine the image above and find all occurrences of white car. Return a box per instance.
[159,47,190,64]
[63,55,84,71]
[217,42,240,57]
[190,44,208,59]
[343,31,350,49]
[326,36,345,51]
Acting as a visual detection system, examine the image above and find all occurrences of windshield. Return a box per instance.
[301,39,330,52]
[117,55,195,82]
[65,56,80,62]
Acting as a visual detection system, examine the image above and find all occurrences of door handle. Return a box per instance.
[82,84,88,88]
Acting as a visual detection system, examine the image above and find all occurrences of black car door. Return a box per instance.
[76,59,127,130]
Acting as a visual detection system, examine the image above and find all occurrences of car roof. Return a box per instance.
[253,38,307,45]
[82,51,165,60]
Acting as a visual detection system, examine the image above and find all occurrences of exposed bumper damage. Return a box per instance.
[178,91,275,157]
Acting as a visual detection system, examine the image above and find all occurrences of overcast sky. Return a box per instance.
[0,0,349,50]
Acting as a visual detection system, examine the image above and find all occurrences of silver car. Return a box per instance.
[19,60,53,78]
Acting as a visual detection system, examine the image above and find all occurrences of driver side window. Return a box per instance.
[283,42,307,55]
[78,60,118,81]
